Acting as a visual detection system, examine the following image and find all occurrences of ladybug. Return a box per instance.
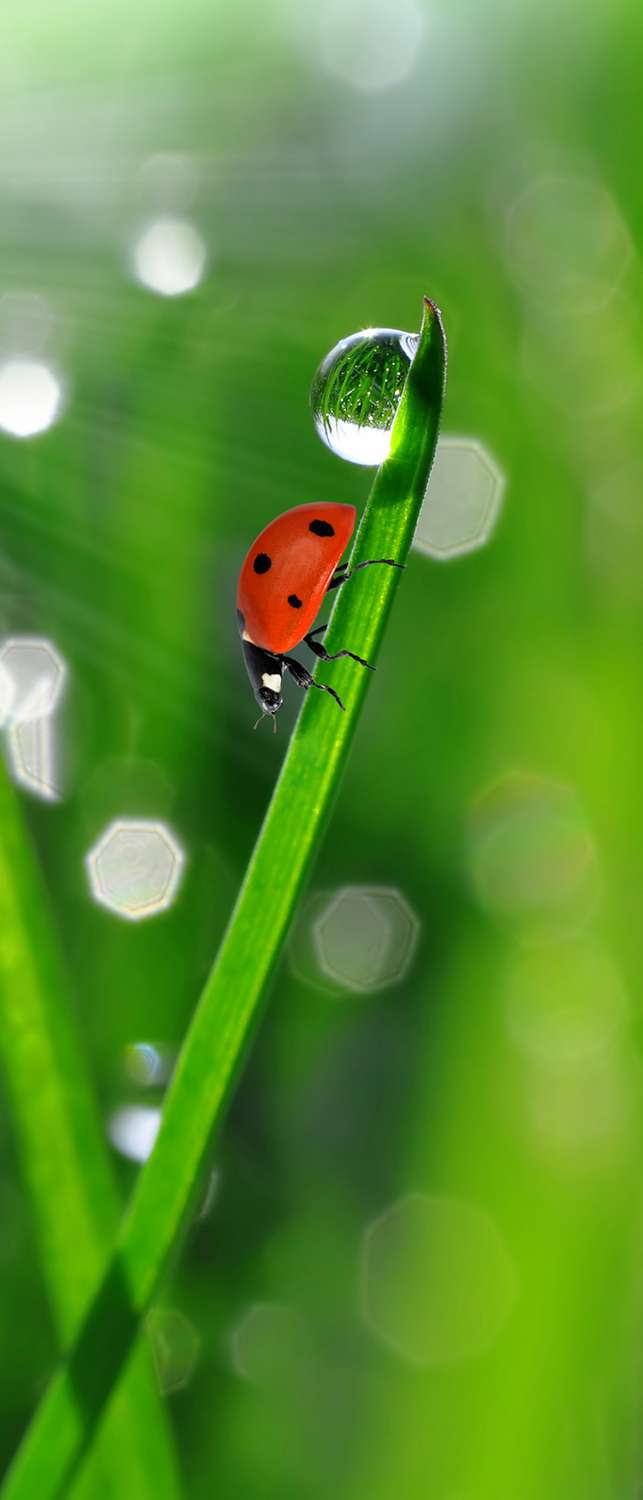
[237,501,402,727]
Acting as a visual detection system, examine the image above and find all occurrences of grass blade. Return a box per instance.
[0,765,182,1500]
[1,295,446,1500]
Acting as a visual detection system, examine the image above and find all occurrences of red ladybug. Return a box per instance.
[237,501,402,726]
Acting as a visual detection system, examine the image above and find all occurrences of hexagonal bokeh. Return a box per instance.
[361,1192,517,1366]
[467,773,599,934]
[413,438,505,560]
[313,885,419,994]
[147,1307,200,1395]
[0,662,12,727]
[5,715,60,802]
[86,819,185,922]
[0,635,66,722]
[230,1302,307,1386]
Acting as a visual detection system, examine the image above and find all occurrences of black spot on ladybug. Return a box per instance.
[288,594,303,609]
[309,519,335,537]
[253,553,271,574]
[236,608,245,633]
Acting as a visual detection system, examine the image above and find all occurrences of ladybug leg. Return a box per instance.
[283,655,345,712]
[326,558,404,593]
[304,629,374,672]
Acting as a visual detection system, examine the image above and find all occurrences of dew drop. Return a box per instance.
[310,327,418,467]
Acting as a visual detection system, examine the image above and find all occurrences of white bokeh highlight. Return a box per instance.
[0,637,67,801]
[132,217,207,297]
[0,637,66,723]
[86,818,185,922]
[0,359,64,439]
[414,437,505,560]
[311,327,417,468]
[313,885,419,994]
[361,1193,517,1366]
[317,0,425,92]
[108,1104,162,1163]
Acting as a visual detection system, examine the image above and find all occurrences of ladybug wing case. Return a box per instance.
[237,502,356,656]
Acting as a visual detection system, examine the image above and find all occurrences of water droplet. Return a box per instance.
[310,327,417,466]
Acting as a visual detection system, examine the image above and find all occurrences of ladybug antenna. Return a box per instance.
[253,712,279,734]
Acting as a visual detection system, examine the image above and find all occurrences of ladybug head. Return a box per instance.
[253,684,282,733]
[253,669,283,730]
[256,681,282,716]
[242,642,283,730]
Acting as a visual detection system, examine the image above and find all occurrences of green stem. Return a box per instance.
[0,765,182,1500]
[1,295,446,1500]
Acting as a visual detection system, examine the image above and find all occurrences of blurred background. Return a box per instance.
[1,0,642,1496]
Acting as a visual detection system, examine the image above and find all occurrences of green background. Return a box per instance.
[1,0,642,1495]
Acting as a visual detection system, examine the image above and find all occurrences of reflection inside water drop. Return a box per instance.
[310,328,417,466]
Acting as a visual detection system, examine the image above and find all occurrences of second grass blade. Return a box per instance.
[0,764,182,1500]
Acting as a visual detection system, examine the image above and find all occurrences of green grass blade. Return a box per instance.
[0,765,182,1500]
[1,295,446,1500]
